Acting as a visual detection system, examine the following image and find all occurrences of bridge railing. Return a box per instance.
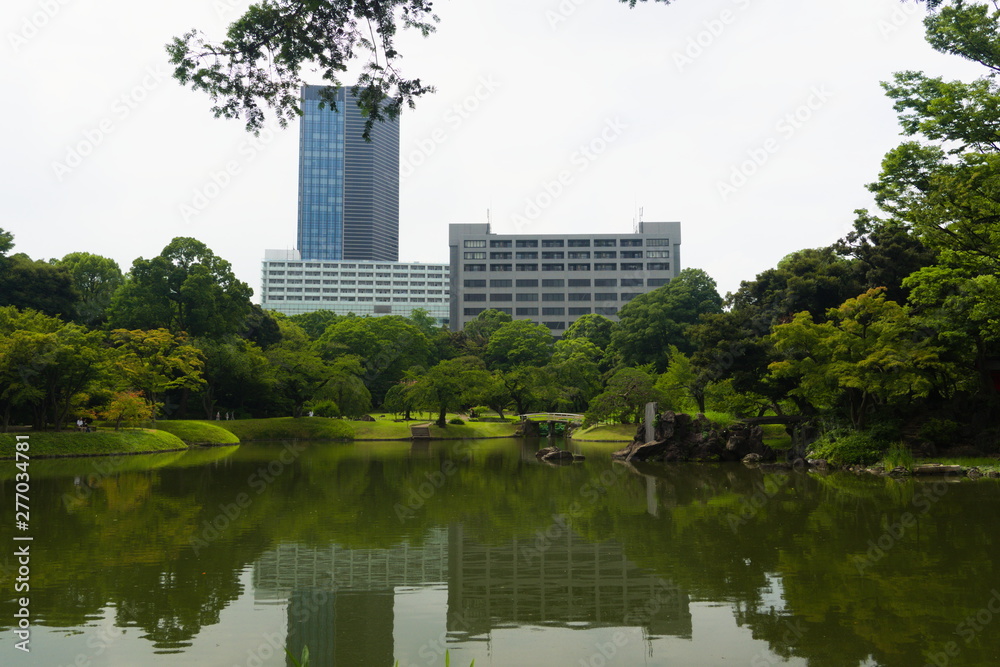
[518,413,585,422]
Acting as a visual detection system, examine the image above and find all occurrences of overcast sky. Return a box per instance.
[1,0,985,300]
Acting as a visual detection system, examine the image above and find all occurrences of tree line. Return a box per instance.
[3,2,999,456]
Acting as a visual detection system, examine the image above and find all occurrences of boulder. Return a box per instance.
[535,445,575,462]
[612,411,777,463]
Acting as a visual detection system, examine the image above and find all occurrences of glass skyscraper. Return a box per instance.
[297,85,399,261]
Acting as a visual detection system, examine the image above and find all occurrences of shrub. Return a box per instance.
[308,400,340,418]
[448,417,465,425]
[882,442,914,471]
[809,431,884,466]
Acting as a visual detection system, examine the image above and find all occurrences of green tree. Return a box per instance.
[484,319,553,371]
[655,346,708,414]
[318,355,372,418]
[100,391,155,430]
[166,0,438,136]
[316,315,430,403]
[265,320,334,417]
[563,313,616,351]
[544,338,603,413]
[409,356,489,427]
[0,253,79,319]
[585,366,662,424]
[195,336,276,418]
[863,2,1000,269]
[54,252,124,326]
[768,289,951,429]
[461,308,512,355]
[109,329,206,419]
[904,257,1000,398]
[288,309,342,340]
[109,237,253,338]
[0,307,108,430]
[610,268,723,370]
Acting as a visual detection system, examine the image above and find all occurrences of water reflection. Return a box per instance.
[1,440,999,667]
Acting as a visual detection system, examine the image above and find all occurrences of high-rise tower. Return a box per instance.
[296,85,399,261]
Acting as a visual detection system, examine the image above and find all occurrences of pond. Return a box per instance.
[2,438,1000,666]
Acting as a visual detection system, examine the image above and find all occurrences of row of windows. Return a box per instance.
[463,278,667,288]
[473,251,655,260]
[270,287,445,295]
[464,292,643,302]
[268,271,446,279]
[269,263,446,271]
[463,263,670,272]
[462,308,618,320]
[464,239,667,249]
[269,279,445,287]
[271,296,446,303]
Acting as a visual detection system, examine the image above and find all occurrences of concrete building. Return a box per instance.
[297,84,399,261]
[260,249,450,325]
[448,221,681,332]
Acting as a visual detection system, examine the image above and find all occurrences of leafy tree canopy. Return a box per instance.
[485,319,553,371]
[109,237,253,338]
[610,267,723,370]
[563,313,616,352]
[54,252,124,326]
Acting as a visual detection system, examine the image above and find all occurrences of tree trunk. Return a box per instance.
[437,404,447,428]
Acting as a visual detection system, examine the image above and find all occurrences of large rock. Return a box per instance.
[611,411,777,463]
[535,445,575,462]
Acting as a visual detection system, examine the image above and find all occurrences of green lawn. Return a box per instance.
[0,428,187,459]
[571,423,637,442]
[208,417,354,441]
[426,419,517,439]
[352,420,414,439]
[144,420,241,445]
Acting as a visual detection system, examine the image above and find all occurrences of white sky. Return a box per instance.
[1,0,985,300]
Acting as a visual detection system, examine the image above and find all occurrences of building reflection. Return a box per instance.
[252,524,690,666]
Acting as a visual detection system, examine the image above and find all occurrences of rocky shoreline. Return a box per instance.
[607,411,1000,480]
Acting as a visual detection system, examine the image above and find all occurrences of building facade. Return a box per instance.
[448,222,681,332]
[297,85,399,261]
[260,250,450,325]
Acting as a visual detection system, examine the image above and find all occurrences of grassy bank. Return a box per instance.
[0,428,187,459]
[571,424,636,442]
[145,420,241,445]
[209,417,354,441]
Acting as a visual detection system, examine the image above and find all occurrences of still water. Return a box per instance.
[2,438,1000,667]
